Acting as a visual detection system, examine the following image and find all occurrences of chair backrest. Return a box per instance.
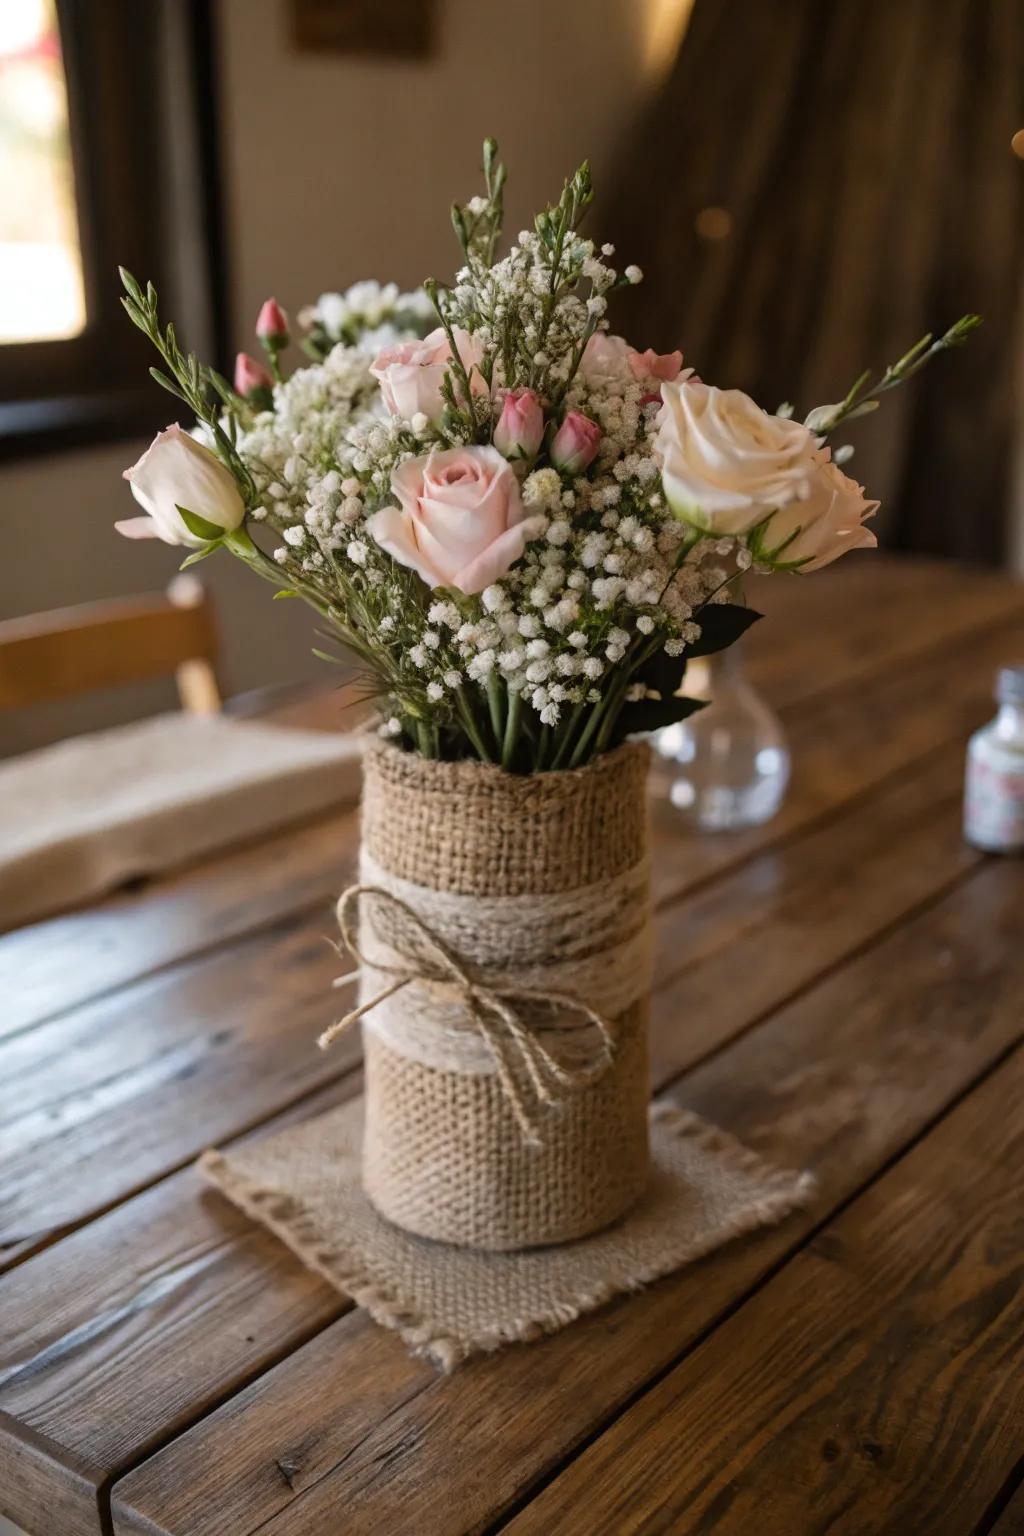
[0,576,221,714]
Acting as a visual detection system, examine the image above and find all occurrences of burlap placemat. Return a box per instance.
[200,1097,814,1370]
[0,714,362,930]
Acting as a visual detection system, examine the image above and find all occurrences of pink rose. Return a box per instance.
[234,352,273,398]
[762,452,879,572]
[628,347,684,383]
[578,332,632,383]
[493,388,544,459]
[367,446,545,594]
[370,325,485,424]
[255,298,289,343]
[550,411,602,475]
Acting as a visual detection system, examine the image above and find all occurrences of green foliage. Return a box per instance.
[806,315,982,435]
[685,603,762,657]
[611,693,707,742]
[176,505,226,543]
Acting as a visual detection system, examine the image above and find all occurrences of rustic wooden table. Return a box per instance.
[2,555,1023,1536]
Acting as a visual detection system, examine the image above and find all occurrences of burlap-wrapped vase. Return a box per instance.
[342,738,653,1251]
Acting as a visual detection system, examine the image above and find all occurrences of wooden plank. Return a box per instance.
[0,906,359,1270]
[0,805,358,1042]
[0,725,976,1272]
[649,608,1016,903]
[0,1082,351,1536]
[989,1486,1024,1536]
[3,559,1019,1040]
[0,588,218,710]
[744,556,1024,711]
[0,746,988,1533]
[0,1415,106,1536]
[503,1046,1024,1536]
[108,859,1024,1536]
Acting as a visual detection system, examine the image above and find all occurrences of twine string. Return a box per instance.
[318,883,618,1146]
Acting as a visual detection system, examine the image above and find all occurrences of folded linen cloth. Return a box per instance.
[0,712,363,930]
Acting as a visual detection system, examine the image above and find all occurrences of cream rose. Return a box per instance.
[367,445,546,594]
[655,380,820,534]
[761,453,879,571]
[116,425,245,547]
[370,326,485,423]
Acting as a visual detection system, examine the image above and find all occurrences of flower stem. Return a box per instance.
[455,686,493,763]
[486,672,506,754]
[502,689,523,771]
[550,699,587,770]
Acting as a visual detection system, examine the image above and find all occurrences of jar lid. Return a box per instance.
[996,664,1024,704]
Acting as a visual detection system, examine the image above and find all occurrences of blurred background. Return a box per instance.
[1,0,1021,757]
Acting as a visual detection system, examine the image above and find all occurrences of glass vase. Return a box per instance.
[651,647,790,831]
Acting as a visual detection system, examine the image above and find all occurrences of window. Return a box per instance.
[0,0,85,344]
[0,0,225,457]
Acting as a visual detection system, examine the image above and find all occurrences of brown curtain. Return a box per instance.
[604,0,1024,565]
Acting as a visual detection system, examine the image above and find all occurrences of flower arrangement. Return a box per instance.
[118,140,978,773]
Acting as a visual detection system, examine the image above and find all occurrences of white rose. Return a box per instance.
[116,425,245,548]
[761,453,879,571]
[655,380,820,534]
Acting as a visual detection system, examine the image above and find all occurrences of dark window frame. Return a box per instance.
[0,0,227,460]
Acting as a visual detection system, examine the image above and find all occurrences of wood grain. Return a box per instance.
[3,559,1019,1041]
[109,860,1024,1536]
[0,906,358,1269]
[650,609,1018,904]
[0,805,359,1042]
[0,558,1020,1536]
[990,1485,1024,1536]
[0,720,976,1275]
[503,1046,1024,1536]
[0,744,984,1535]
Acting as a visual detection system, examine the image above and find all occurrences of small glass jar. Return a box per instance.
[651,647,790,832]
[964,665,1024,854]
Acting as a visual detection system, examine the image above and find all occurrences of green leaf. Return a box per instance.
[149,366,185,399]
[178,542,221,569]
[272,588,298,600]
[223,526,259,560]
[176,505,226,542]
[119,266,143,302]
[687,604,762,658]
[633,647,688,703]
[613,695,708,742]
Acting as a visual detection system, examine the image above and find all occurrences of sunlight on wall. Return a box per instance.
[640,0,695,85]
[0,0,85,343]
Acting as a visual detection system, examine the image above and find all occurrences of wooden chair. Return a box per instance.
[0,576,221,715]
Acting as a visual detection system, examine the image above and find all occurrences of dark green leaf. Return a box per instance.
[687,603,762,657]
[633,647,687,702]
[612,695,708,742]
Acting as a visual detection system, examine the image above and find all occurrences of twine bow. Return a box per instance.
[318,884,618,1146]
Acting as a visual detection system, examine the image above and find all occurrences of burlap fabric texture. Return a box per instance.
[200,1097,815,1370]
[325,739,655,1251]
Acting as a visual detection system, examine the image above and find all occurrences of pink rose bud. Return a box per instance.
[628,346,684,383]
[493,389,544,459]
[255,297,289,344]
[550,411,602,475]
[233,351,273,398]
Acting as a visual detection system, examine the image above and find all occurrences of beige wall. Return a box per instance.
[1,0,676,753]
